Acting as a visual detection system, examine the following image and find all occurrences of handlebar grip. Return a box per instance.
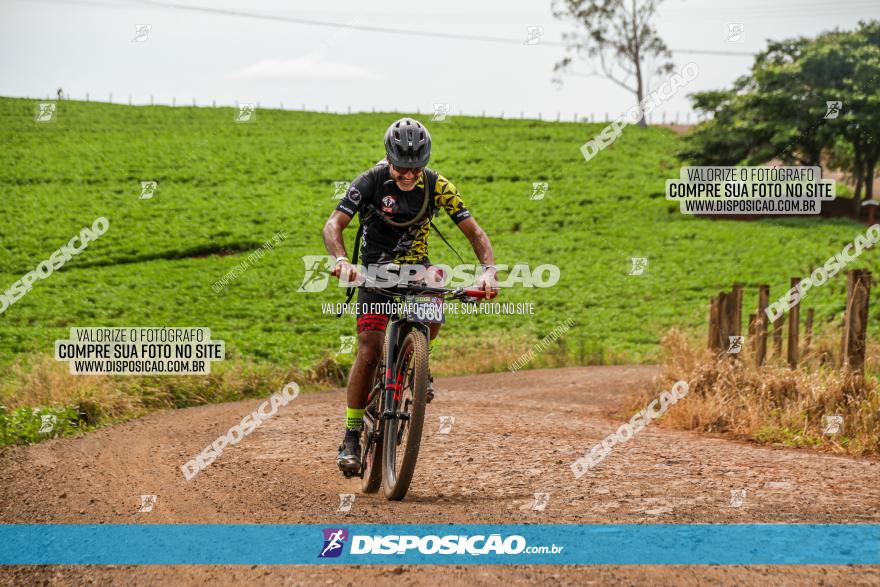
[463,288,490,299]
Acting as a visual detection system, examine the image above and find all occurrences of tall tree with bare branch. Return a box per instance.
[554,0,673,127]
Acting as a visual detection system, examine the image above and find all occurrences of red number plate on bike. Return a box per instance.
[404,295,444,324]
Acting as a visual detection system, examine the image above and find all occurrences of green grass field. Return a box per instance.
[1,96,877,381]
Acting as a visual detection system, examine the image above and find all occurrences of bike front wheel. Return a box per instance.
[361,360,384,493]
[382,329,429,501]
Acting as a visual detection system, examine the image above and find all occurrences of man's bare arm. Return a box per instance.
[323,210,353,259]
[455,217,494,266]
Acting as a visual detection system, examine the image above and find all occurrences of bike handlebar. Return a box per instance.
[363,281,490,301]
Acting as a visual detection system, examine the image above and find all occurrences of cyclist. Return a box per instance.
[322,117,498,475]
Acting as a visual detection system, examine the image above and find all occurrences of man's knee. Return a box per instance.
[356,332,383,367]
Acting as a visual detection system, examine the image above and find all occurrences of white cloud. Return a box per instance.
[229,55,381,81]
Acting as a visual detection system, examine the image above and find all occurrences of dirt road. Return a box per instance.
[1,366,878,585]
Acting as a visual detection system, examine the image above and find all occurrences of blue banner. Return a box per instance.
[0,524,877,565]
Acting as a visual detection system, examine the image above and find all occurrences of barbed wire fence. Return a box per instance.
[30,91,713,125]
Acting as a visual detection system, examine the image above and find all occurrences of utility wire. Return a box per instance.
[71,0,758,57]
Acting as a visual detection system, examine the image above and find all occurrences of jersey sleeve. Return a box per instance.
[434,175,472,224]
[334,171,372,218]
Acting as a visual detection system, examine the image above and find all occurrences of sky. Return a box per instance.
[2,0,879,121]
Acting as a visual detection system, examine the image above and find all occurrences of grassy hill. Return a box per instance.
[1,96,877,382]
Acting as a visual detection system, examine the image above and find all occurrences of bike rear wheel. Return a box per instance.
[382,329,429,501]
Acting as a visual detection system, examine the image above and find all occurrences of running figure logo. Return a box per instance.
[628,257,648,276]
[431,103,450,122]
[726,336,744,354]
[235,103,256,123]
[35,103,56,123]
[438,415,455,434]
[530,182,548,201]
[332,181,350,199]
[38,414,57,435]
[729,489,746,508]
[132,24,152,42]
[824,101,842,119]
[523,26,544,45]
[297,255,333,292]
[822,415,843,435]
[727,23,744,42]
[318,528,349,558]
[140,181,158,200]
[531,492,550,511]
[337,335,356,355]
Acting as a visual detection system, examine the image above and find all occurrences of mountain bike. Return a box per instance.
[354,282,488,500]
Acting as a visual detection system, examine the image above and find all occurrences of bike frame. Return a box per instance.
[359,282,489,482]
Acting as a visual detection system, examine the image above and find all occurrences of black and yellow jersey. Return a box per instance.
[335,161,471,265]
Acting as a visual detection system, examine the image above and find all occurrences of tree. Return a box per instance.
[553,0,673,128]
[680,21,880,214]
[834,21,880,207]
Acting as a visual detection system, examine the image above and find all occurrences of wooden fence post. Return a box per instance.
[773,315,783,356]
[788,278,801,368]
[708,294,721,350]
[804,308,814,352]
[842,270,872,372]
[731,284,744,338]
[756,285,769,366]
[718,291,730,351]
[722,284,744,354]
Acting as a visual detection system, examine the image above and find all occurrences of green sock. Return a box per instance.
[346,407,365,431]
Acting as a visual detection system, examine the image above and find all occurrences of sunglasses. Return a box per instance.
[391,164,424,177]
